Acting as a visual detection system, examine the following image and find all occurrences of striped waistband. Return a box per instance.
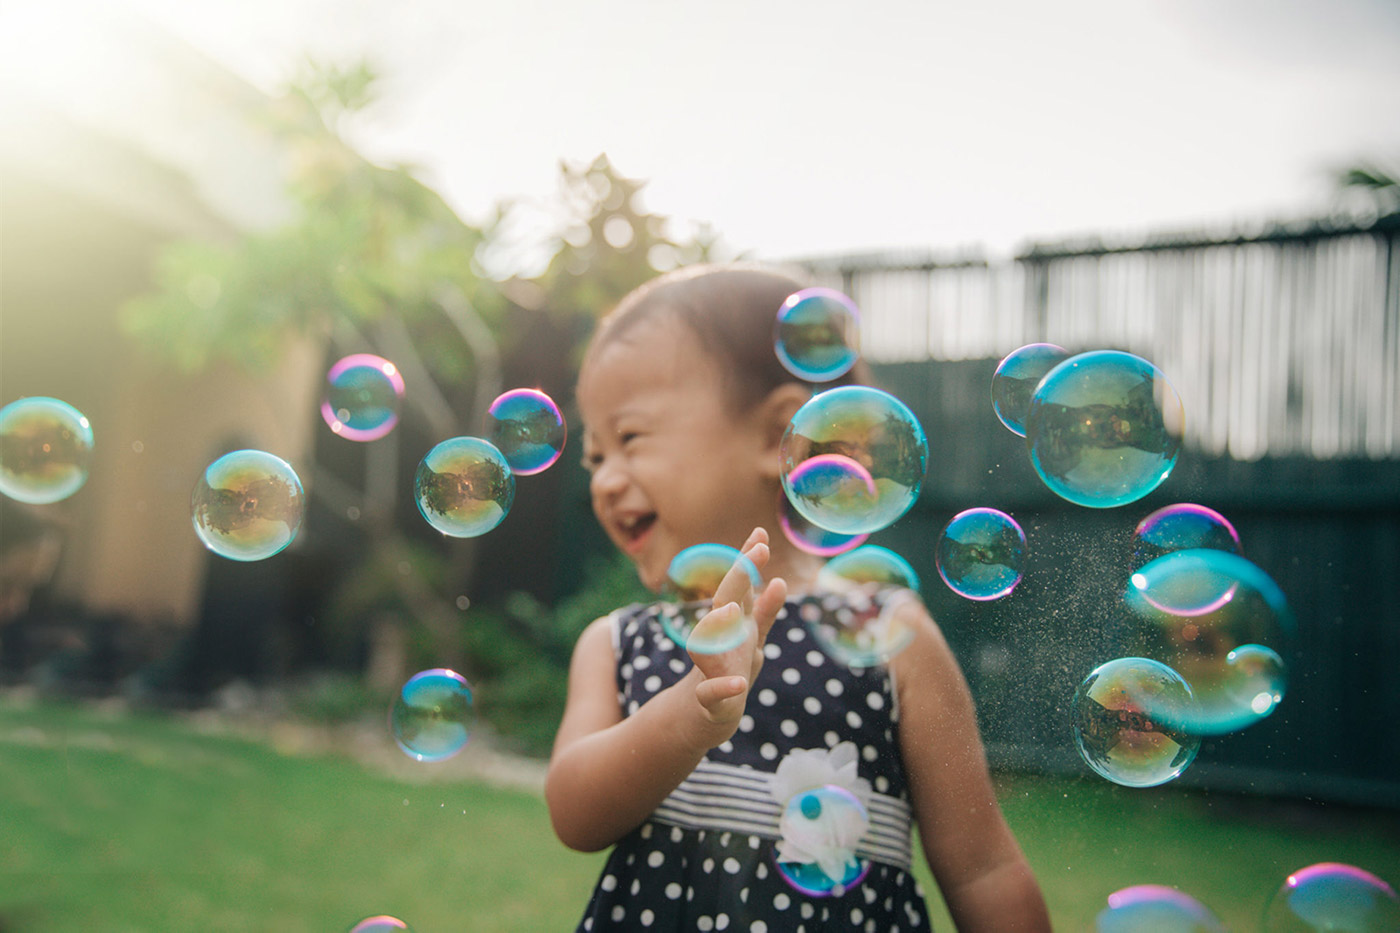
[651,758,914,871]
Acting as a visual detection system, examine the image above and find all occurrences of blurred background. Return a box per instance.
[1,1,1398,930]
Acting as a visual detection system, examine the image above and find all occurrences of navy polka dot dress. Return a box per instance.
[573,594,933,932]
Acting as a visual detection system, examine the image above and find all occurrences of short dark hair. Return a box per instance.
[584,263,874,412]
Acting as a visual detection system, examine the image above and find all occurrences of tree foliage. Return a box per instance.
[120,61,500,381]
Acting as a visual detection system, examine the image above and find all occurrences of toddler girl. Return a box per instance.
[546,264,1050,932]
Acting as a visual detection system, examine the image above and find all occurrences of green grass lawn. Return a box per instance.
[2,700,1397,931]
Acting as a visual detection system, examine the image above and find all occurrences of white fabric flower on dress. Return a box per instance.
[769,743,871,884]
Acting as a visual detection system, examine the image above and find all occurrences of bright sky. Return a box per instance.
[32,0,1400,261]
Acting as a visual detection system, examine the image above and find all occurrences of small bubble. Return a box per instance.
[321,354,405,442]
[346,505,361,520]
[391,669,474,762]
[484,389,566,475]
[455,595,470,611]
[132,440,145,453]
[773,288,861,382]
[414,436,515,537]
[0,397,95,504]
[190,450,304,561]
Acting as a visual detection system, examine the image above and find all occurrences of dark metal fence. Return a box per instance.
[797,218,1400,808]
[802,214,1400,461]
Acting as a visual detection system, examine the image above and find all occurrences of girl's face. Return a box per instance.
[577,315,781,592]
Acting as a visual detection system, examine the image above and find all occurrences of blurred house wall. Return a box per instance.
[0,12,320,628]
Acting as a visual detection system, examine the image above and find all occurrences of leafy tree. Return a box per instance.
[120,60,732,746]
[1334,160,1400,217]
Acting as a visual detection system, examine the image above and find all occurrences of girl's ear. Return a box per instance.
[755,383,812,479]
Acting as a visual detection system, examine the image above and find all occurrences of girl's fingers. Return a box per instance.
[695,674,748,712]
[688,602,753,677]
[713,542,766,610]
[752,577,788,645]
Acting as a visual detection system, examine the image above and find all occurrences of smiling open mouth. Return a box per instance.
[618,513,656,550]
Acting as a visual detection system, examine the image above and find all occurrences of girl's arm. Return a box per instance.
[546,530,787,853]
[892,600,1052,933]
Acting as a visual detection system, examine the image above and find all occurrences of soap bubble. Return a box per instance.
[321,354,404,442]
[1223,644,1287,719]
[784,453,878,533]
[774,784,871,897]
[991,343,1069,436]
[191,450,305,561]
[485,388,566,475]
[798,586,918,667]
[780,386,928,535]
[1026,350,1184,508]
[773,287,861,382]
[661,543,761,654]
[1264,863,1400,933]
[390,668,474,762]
[0,397,94,504]
[348,917,411,933]
[1126,549,1291,734]
[935,507,1027,600]
[1096,884,1226,933]
[779,494,868,557]
[818,545,921,593]
[1132,503,1240,571]
[1073,656,1200,788]
[414,437,514,537]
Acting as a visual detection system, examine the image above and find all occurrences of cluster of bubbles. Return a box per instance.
[759,314,1318,903]
[0,357,566,784]
[986,344,1294,787]
[1092,863,1400,933]
[992,344,1185,508]
[5,290,1380,924]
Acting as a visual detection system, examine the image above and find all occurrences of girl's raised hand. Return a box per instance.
[687,527,788,741]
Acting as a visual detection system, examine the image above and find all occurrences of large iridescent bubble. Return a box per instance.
[991,343,1069,437]
[1125,549,1291,734]
[191,450,305,561]
[1025,350,1184,508]
[321,354,405,442]
[780,386,928,535]
[1132,503,1240,571]
[797,587,918,668]
[1072,656,1200,788]
[0,397,94,504]
[414,437,514,537]
[1264,863,1400,933]
[935,507,1027,601]
[390,668,474,762]
[1096,884,1226,933]
[661,543,761,654]
[773,287,861,382]
[485,388,566,476]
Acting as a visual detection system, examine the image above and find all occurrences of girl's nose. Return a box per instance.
[590,458,628,500]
